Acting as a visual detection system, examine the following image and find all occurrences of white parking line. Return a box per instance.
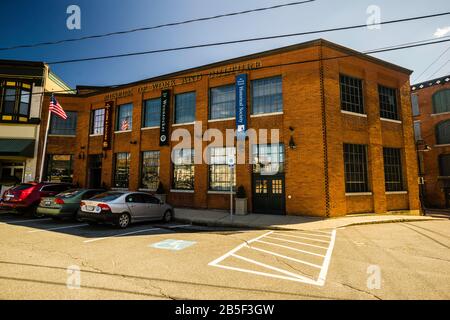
[272,233,330,243]
[27,224,88,233]
[275,231,331,239]
[209,229,337,286]
[264,236,329,249]
[84,227,162,243]
[0,218,52,225]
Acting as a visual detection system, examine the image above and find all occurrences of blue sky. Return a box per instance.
[1,0,449,88]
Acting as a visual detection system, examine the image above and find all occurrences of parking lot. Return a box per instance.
[0,211,449,300]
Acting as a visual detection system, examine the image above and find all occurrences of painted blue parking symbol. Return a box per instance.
[150,239,196,251]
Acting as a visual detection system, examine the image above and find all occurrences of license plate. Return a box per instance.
[44,201,52,206]
[87,205,94,211]
[5,195,13,200]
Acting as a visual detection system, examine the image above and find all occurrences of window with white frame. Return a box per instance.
[251,76,283,115]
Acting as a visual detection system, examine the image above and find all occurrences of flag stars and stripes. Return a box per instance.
[49,95,67,120]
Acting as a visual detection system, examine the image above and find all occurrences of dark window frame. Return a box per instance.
[251,76,283,115]
[340,74,365,114]
[0,81,32,118]
[49,111,78,136]
[383,147,404,192]
[436,120,450,145]
[140,151,160,190]
[432,89,450,114]
[113,152,131,189]
[90,108,105,135]
[45,154,74,183]
[209,84,235,120]
[174,91,196,124]
[343,143,370,193]
[116,103,133,131]
[379,85,399,120]
[143,97,161,128]
[172,148,195,190]
[439,154,450,176]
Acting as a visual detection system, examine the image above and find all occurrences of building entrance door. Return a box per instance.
[252,174,285,215]
[87,155,102,188]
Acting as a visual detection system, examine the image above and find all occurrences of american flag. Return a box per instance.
[121,118,129,131]
[49,95,67,120]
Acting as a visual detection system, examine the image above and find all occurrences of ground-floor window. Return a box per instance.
[46,154,73,183]
[113,152,130,188]
[343,143,369,193]
[252,143,285,175]
[208,147,236,191]
[439,154,450,177]
[141,151,160,190]
[383,147,404,191]
[172,148,194,190]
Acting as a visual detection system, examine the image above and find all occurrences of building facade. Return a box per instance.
[0,60,71,194]
[38,39,420,217]
[411,75,450,208]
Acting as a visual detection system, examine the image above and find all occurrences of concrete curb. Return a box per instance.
[173,216,442,231]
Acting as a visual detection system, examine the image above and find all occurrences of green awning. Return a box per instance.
[0,139,35,158]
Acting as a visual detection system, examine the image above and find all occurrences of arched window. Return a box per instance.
[432,89,450,114]
[436,120,450,145]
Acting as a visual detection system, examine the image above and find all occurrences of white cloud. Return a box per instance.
[434,26,450,38]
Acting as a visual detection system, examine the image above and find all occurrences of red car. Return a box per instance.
[0,182,73,216]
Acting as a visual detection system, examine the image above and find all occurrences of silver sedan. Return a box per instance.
[78,191,174,228]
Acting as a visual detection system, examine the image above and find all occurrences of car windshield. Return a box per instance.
[90,192,123,202]
[12,184,34,191]
[57,189,84,198]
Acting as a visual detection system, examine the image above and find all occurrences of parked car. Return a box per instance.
[0,182,73,216]
[78,191,174,228]
[37,188,106,220]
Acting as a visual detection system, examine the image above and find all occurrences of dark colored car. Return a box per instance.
[37,188,106,220]
[0,182,73,216]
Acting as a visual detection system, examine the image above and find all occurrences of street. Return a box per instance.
[0,212,449,300]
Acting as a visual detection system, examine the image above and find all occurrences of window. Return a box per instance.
[46,154,73,183]
[50,111,77,135]
[113,153,130,188]
[91,108,105,135]
[141,194,160,204]
[251,76,282,115]
[343,144,369,193]
[143,98,161,128]
[208,147,236,191]
[172,148,194,190]
[439,154,450,176]
[141,151,160,190]
[0,82,31,117]
[414,121,422,141]
[432,89,450,114]
[411,94,420,116]
[436,120,450,145]
[116,103,133,131]
[379,85,399,120]
[210,85,235,120]
[383,148,404,192]
[340,74,364,114]
[175,92,196,124]
[252,143,285,175]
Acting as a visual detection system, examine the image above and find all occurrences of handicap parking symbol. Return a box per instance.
[150,239,196,251]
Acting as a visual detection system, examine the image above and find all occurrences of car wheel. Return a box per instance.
[116,213,130,229]
[73,211,82,222]
[162,210,173,223]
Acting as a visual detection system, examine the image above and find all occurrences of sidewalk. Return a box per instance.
[173,208,443,231]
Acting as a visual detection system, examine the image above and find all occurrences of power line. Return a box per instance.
[412,44,450,83]
[427,59,450,79]
[0,0,315,51]
[46,11,450,65]
[9,36,450,98]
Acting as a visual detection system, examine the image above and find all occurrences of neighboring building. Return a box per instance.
[0,60,71,193]
[38,39,420,217]
[411,75,450,208]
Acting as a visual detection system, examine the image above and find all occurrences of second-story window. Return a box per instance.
[0,82,31,117]
[210,85,235,120]
[432,89,450,114]
[143,98,161,128]
[411,94,420,116]
[91,108,105,135]
[116,103,133,131]
[251,76,283,115]
[436,120,450,145]
[379,85,399,120]
[175,92,196,124]
[340,74,364,114]
[50,111,77,135]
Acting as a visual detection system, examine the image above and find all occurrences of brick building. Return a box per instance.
[37,39,420,217]
[411,75,450,208]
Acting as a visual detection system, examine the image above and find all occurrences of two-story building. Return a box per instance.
[37,39,420,217]
[0,59,71,193]
[411,75,450,208]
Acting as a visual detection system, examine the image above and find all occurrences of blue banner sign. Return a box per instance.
[235,74,248,140]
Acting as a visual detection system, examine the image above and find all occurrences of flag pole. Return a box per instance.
[38,95,52,182]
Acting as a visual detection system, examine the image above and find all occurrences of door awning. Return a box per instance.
[0,139,35,158]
